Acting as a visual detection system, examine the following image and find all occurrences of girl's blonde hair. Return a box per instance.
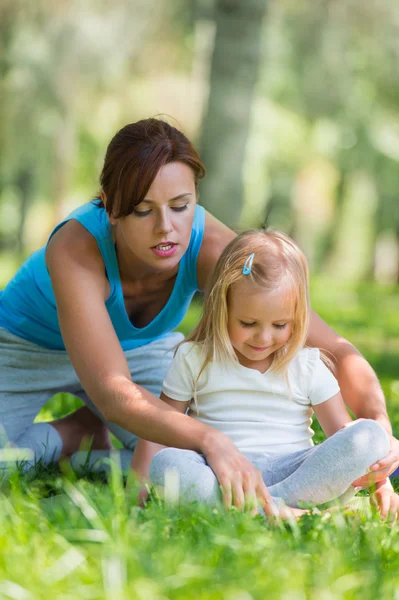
[184,229,311,387]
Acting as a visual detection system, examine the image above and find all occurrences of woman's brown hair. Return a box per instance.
[98,118,205,218]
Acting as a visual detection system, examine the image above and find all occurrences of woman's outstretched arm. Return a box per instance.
[307,310,399,482]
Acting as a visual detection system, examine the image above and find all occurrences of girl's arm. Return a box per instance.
[312,392,352,438]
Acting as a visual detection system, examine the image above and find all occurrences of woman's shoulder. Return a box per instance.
[46,216,108,297]
[47,219,102,267]
[46,201,107,266]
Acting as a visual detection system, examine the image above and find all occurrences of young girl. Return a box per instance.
[135,230,391,514]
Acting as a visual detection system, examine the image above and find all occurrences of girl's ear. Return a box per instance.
[101,190,118,225]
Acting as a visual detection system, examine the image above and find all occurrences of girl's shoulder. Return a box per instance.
[174,341,204,364]
[288,347,322,380]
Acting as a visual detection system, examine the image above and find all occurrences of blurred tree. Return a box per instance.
[246,0,399,279]
[199,0,268,229]
[0,0,162,255]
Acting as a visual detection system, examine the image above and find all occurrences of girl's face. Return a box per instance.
[108,162,197,276]
[227,279,294,372]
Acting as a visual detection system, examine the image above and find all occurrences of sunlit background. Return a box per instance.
[1,0,398,281]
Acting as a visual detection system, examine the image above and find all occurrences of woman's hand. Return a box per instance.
[201,430,275,515]
[371,479,399,521]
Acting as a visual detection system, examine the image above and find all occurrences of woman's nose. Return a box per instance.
[155,209,173,234]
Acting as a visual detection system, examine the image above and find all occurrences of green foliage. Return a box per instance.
[0,467,399,598]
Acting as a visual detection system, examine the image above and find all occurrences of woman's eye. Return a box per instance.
[240,321,255,327]
[274,323,287,329]
[133,209,151,217]
[171,204,188,212]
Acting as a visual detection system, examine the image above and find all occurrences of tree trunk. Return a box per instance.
[199,0,268,228]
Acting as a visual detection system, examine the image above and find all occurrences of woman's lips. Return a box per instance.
[151,243,178,258]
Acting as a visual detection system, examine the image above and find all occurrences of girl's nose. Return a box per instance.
[255,330,272,346]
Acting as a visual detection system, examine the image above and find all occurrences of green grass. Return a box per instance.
[2,280,399,598]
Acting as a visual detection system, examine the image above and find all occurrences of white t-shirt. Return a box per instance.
[162,343,340,455]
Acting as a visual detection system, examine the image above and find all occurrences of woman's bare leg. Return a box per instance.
[51,406,112,458]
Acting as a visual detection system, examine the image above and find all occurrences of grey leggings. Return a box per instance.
[150,419,391,508]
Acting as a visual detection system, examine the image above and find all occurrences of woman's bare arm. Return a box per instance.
[130,395,190,481]
[307,311,399,481]
[307,311,389,429]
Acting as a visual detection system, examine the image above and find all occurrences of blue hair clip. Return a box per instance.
[242,253,255,275]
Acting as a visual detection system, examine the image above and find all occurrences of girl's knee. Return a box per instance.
[149,448,203,483]
[346,419,390,461]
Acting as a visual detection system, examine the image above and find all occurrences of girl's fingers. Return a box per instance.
[375,492,390,519]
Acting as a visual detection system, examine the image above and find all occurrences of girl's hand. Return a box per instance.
[201,431,275,515]
[352,434,399,487]
[274,506,310,520]
[371,479,399,521]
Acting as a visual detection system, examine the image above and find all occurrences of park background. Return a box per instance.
[1,1,399,598]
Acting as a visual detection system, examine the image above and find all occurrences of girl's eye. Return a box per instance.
[171,204,188,212]
[240,321,256,327]
[274,323,287,329]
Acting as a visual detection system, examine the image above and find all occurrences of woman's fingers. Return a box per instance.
[352,468,390,488]
[231,479,246,511]
[203,435,274,513]
[351,435,399,488]
[255,480,275,516]
[215,459,272,513]
[369,436,399,475]
[219,478,233,509]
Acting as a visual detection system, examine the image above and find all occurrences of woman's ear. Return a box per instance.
[101,190,118,225]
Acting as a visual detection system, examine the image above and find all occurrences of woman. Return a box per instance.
[0,118,397,514]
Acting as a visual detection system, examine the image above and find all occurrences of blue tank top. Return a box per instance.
[0,201,205,351]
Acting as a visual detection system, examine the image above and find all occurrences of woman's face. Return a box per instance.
[109,162,197,275]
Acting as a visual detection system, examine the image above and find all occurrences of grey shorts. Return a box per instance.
[0,327,183,464]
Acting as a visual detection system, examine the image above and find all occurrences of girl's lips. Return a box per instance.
[248,345,271,352]
[151,243,177,258]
